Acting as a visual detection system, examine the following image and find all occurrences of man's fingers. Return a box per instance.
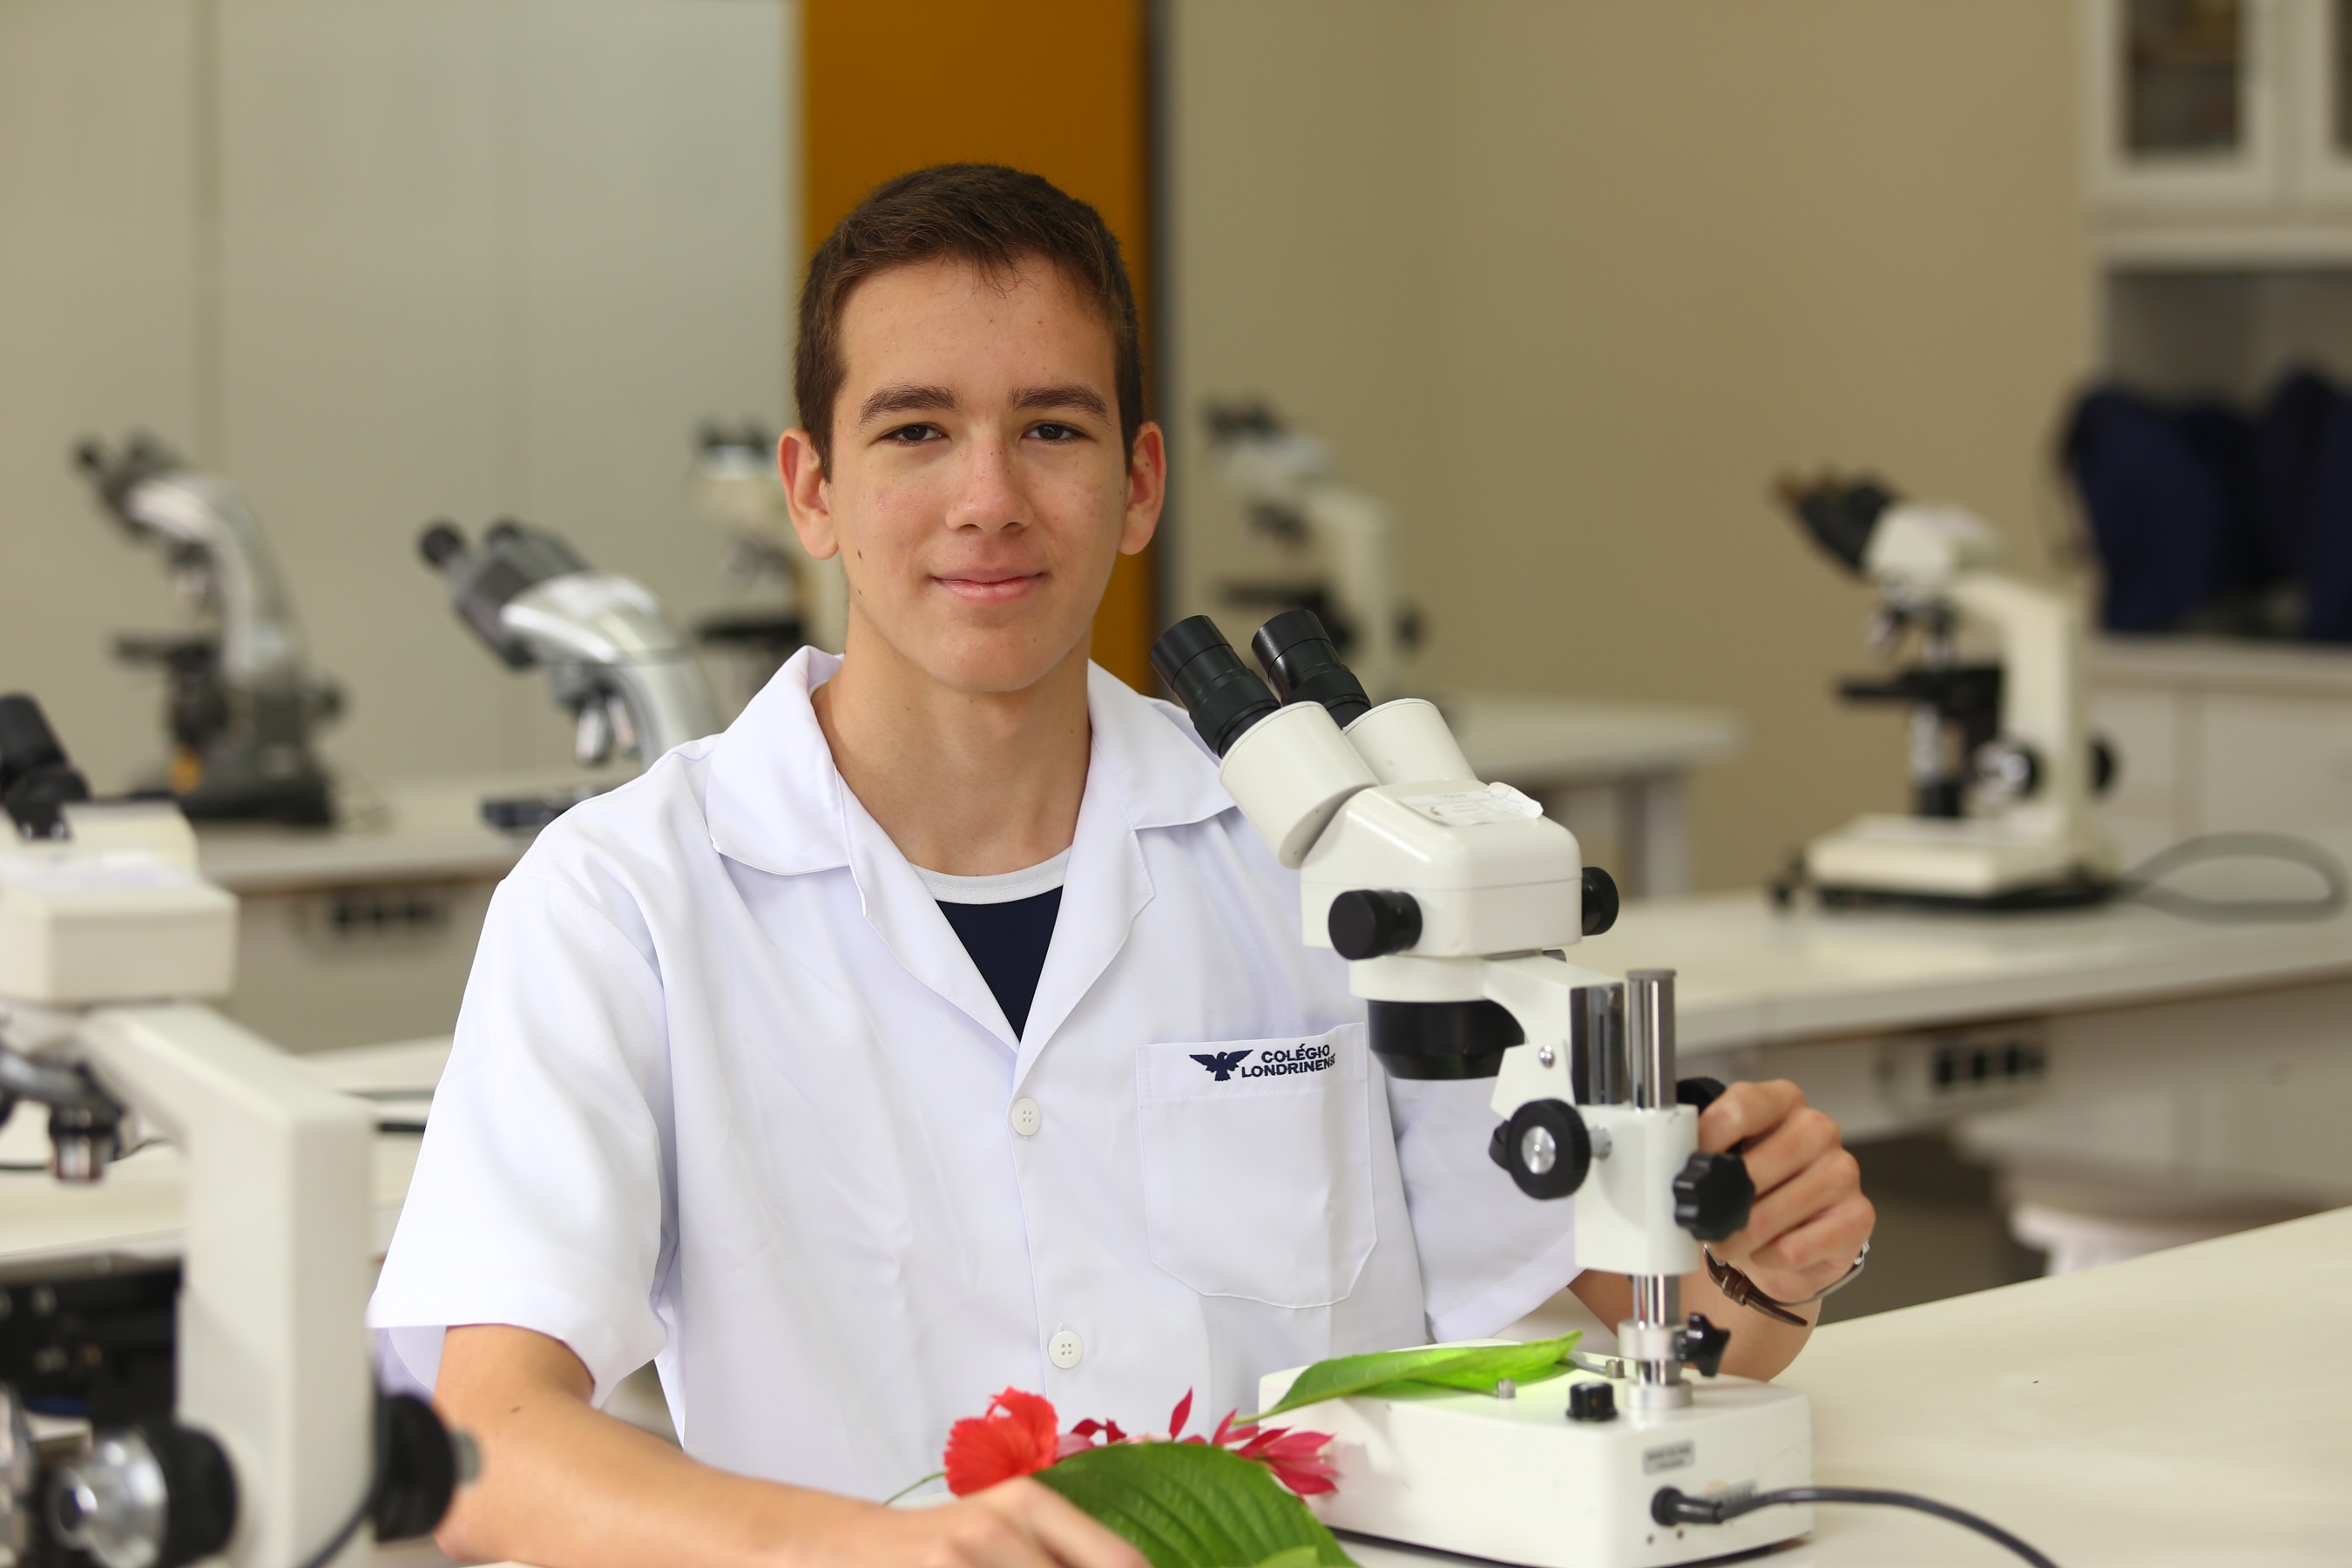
[1697,1079,1803,1154]
[1749,1193,1876,1280]
[1733,1104,1840,1197]
[1738,1146,1861,1254]
[988,1479,1148,1568]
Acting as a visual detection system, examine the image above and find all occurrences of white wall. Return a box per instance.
[0,0,793,795]
[1166,1,2096,891]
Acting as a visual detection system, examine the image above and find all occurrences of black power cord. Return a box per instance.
[1653,1485,2058,1567]
[2115,832,2347,923]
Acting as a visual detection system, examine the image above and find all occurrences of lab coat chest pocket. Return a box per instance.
[1134,1024,1375,1309]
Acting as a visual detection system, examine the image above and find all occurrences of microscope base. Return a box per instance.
[1260,1367,1811,1567]
[1805,814,2114,906]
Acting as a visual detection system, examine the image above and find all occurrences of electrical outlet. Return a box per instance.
[1878,1022,2050,1116]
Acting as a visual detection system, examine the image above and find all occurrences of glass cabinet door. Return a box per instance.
[2086,0,2283,213]
[2288,0,2352,205]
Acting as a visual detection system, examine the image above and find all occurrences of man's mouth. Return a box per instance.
[933,571,1046,605]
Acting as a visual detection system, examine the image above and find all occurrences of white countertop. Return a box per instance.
[193,774,598,894]
[1577,837,2352,1054]
[1443,692,1740,786]
[190,694,1739,898]
[1354,1206,2352,1566]
[2095,633,2352,698]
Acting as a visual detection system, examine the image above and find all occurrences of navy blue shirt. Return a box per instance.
[936,887,1063,1037]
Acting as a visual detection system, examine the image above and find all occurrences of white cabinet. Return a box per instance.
[2092,636,2352,862]
[2086,0,2352,257]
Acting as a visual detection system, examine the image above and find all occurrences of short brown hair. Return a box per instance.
[794,164,1146,470]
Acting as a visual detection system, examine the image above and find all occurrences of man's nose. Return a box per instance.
[944,432,1030,533]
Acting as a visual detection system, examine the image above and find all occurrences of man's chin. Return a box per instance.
[909,632,1091,699]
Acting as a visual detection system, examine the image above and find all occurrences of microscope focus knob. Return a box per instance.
[1678,1314,1732,1379]
[1580,867,1619,936]
[1328,889,1423,959]
[1488,1099,1591,1200]
[1672,1151,1753,1242]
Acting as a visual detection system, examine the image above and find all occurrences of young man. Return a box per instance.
[373,166,1874,1568]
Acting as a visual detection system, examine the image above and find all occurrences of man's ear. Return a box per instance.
[778,428,841,561]
[1119,422,1167,558]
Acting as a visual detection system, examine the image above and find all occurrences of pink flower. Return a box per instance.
[1169,1389,1337,1497]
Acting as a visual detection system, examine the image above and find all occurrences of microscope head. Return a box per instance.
[419,518,593,670]
[1152,611,1615,1080]
[1775,473,2004,599]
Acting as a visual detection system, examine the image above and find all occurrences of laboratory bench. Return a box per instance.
[416,1206,2352,1568]
[188,699,1737,1058]
[1443,692,1740,900]
[1348,1205,2352,1567]
[17,830,2351,1269]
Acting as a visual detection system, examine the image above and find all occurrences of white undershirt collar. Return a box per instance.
[912,848,1072,906]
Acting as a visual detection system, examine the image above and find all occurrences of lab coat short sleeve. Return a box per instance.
[1387,1073,1581,1343]
[371,870,675,1404]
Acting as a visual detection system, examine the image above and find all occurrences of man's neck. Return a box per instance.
[810,620,1092,877]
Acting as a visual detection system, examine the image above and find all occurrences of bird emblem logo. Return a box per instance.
[1190,1050,1253,1082]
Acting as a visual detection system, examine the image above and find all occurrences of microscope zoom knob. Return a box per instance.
[1328,889,1423,960]
[1580,867,1619,936]
[1490,1099,1591,1201]
[1673,1151,1753,1242]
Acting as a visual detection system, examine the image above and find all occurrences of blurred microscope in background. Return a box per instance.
[1204,402,1422,703]
[687,422,849,709]
[74,436,344,827]
[418,517,722,831]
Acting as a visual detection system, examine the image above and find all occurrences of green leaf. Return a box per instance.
[1033,1441,1355,1568]
[1252,1551,1323,1568]
[1244,1332,1581,1423]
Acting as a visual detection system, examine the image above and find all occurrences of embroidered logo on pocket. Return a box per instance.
[1191,1042,1333,1082]
[1190,1049,1253,1081]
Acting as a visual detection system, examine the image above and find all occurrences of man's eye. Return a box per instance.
[882,423,943,443]
[1029,422,1086,443]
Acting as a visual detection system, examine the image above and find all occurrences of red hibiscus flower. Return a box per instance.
[944,1389,1062,1495]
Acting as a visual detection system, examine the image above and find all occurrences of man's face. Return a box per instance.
[781,257,1161,694]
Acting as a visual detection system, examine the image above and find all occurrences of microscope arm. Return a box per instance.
[502,574,723,761]
[112,472,308,686]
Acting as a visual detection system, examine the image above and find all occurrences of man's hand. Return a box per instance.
[787,1478,1146,1568]
[1698,1079,1874,1303]
[433,1324,1145,1568]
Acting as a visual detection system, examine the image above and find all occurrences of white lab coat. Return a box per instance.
[370,650,1578,1498]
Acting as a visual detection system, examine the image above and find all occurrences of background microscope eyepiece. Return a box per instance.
[1150,616,1280,758]
[1251,607,1371,727]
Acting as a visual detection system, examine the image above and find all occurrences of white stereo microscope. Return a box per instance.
[1204,403,1417,702]
[689,422,851,675]
[75,436,345,827]
[419,518,724,828]
[0,695,463,1566]
[1151,612,1810,1568]
[1778,475,2120,909]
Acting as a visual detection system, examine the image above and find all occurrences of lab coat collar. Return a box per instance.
[704,649,1234,1064]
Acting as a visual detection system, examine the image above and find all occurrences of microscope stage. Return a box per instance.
[1260,1368,1812,1568]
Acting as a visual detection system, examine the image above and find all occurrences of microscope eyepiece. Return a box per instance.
[1251,608,1371,727]
[0,694,93,839]
[1150,617,1279,757]
[417,522,467,571]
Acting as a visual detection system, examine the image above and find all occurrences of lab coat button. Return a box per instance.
[1010,1098,1044,1138]
[1048,1329,1084,1369]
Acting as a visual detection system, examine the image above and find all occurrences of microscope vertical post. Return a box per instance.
[1625,969,1690,1411]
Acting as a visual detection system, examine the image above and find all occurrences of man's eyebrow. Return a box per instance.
[1012,384,1111,420]
[857,383,956,424]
